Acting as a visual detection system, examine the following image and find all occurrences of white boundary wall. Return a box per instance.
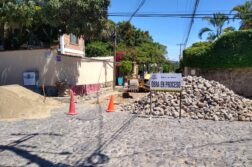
[0,49,113,86]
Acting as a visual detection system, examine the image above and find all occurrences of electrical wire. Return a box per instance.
[108,13,251,17]
[182,0,193,46]
[128,0,147,21]
[183,0,200,49]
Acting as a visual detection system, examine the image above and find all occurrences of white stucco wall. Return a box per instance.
[0,49,113,86]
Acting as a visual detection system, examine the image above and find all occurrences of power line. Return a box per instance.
[109,16,247,19]
[109,10,232,13]
[183,0,200,47]
[108,13,251,18]
[128,0,147,21]
[110,13,237,16]
[182,0,193,46]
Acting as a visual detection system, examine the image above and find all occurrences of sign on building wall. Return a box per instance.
[23,72,37,86]
[150,73,182,91]
[56,55,61,62]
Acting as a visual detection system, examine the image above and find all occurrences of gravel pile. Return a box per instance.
[120,76,252,121]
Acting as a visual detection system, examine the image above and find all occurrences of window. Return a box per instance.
[70,34,78,45]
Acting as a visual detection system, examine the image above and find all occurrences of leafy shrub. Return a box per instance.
[183,30,252,69]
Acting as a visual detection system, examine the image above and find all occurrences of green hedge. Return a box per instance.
[183,30,252,69]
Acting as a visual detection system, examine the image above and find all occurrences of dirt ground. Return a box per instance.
[91,92,148,109]
[0,84,147,121]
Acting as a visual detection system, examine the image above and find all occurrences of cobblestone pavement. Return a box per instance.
[0,104,252,167]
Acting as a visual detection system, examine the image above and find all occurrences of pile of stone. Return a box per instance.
[120,76,252,121]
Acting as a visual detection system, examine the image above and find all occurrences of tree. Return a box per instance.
[117,21,152,47]
[97,20,116,42]
[115,21,166,65]
[116,22,168,73]
[162,61,173,72]
[86,41,112,57]
[198,12,231,41]
[0,0,37,28]
[120,61,133,75]
[0,0,38,48]
[85,20,169,72]
[231,0,252,30]
[39,0,110,38]
[0,0,110,50]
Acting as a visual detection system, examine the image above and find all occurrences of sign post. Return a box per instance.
[150,73,182,118]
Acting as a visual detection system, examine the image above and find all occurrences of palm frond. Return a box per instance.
[198,27,213,39]
[231,1,252,28]
[206,32,217,41]
[213,12,229,26]
[203,16,216,27]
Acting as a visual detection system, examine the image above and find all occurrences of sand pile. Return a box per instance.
[121,76,252,121]
[0,85,61,120]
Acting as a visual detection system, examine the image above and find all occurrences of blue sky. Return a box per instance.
[108,0,247,61]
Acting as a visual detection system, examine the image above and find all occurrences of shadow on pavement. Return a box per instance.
[75,90,137,167]
[0,132,69,167]
[0,145,58,167]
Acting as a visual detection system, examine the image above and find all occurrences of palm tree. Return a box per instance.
[231,0,252,30]
[198,12,230,41]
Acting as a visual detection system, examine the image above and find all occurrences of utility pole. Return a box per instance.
[177,43,185,60]
[113,26,117,91]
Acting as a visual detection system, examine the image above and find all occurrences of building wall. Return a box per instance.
[184,67,252,97]
[0,49,113,87]
[60,34,85,57]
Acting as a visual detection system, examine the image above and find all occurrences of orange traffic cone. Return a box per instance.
[106,95,114,112]
[68,89,77,115]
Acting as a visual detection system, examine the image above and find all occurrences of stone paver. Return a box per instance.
[0,104,252,167]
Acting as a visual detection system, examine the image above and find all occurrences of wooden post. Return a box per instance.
[150,91,152,116]
[179,91,182,119]
[42,84,46,103]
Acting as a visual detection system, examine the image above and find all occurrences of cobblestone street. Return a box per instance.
[0,104,252,167]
